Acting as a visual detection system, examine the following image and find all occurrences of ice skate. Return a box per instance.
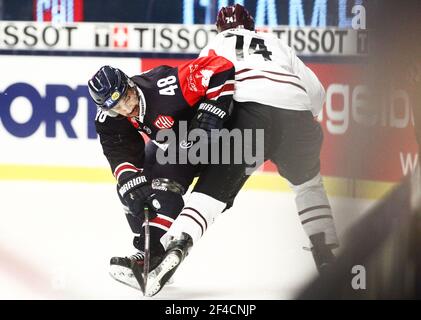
[140,232,193,297]
[109,251,145,291]
[309,233,337,275]
[109,251,166,292]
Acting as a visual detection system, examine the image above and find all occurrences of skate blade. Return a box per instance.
[145,252,181,297]
[109,264,141,291]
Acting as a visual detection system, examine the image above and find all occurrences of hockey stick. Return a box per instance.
[142,205,151,295]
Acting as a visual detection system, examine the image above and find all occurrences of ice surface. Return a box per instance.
[0,181,375,299]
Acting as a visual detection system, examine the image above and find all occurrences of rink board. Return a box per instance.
[0,55,417,199]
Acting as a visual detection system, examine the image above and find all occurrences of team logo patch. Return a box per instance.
[153,115,174,129]
[111,91,120,101]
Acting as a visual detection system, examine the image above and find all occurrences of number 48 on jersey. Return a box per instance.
[157,76,179,95]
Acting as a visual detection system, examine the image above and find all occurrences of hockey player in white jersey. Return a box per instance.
[204,8,325,118]
[147,4,340,296]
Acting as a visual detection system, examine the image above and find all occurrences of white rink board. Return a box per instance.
[0,55,140,167]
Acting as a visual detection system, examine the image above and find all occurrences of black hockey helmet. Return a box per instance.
[216,4,255,33]
[88,65,131,110]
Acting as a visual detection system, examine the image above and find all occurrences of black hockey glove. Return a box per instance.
[190,101,230,134]
[117,173,159,221]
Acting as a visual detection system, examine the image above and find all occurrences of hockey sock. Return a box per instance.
[289,173,339,248]
[160,192,226,249]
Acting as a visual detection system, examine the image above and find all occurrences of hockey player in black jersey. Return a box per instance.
[88,54,235,294]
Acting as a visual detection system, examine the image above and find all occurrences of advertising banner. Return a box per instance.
[0,55,140,167]
[0,21,366,56]
[1,55,417,184]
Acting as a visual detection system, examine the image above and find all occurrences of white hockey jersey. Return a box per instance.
[200,28,326,116]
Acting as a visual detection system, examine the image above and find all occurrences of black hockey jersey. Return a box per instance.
[95,54,235,182]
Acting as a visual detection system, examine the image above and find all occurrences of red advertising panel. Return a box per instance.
[311,63,418,182]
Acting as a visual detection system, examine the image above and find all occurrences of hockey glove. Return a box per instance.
[117,173,159,221]
[190,101,230,134]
